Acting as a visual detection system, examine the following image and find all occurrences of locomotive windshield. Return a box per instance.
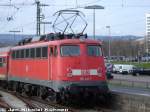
[87,45,102,56]
[61,45,80,56]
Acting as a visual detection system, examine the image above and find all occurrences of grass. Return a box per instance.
[111,61,150,69]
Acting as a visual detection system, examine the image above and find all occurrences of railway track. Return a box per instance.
[16,95,115,112]
[16,95,71,112]
[0,88,80,112]
[0,88,115,112]
[0,98,11,110]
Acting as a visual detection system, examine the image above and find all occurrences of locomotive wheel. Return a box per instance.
[37,86,41,97]
[24,84,32,97]
[39,87,49,100]
[49,94,57,103]
[57,89,65,104]
[103,92,112,105]
[32,86,38,96]
[56,92,61,104]
[0,81,7,89]
[41,92,48,100]
[60,91,65,102]
[46,89,56,102]
[18,83,24,94]
[59,89,70,104]
[8,81,14,91]
[21,87,25,96]
[12,82,18,92]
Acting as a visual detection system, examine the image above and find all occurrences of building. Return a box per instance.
[135,37,144,45]
[146,13,150,53]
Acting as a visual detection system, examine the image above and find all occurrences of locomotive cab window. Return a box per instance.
[61,45,80,56]
[87,45,102,56]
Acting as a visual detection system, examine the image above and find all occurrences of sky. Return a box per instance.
[0,0,150,36]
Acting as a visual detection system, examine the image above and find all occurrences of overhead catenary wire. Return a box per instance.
[0,0,149,35]
[0,0,34,33]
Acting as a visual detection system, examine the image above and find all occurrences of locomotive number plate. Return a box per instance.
[80,77,91,81]
[81,70,90,75]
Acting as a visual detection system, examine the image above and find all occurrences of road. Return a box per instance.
[109,85,150,97]
[109,73,150,97]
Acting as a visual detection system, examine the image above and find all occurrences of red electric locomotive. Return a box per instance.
[0,34,109,102]
[0,10,109,103]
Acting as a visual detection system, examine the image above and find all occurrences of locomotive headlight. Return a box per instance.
[67,68,72,77]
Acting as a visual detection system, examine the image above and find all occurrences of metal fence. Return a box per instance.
[108,79,150,89]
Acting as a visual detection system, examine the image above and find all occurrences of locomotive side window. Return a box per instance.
[30,48,35,58]
[61,45,80,56]
[0,57,6,67]
[42,47,48,58]
[25,49,30,58]
[21,50,25,58]
[87,45,102,56]
[2,58,6,67]
[16,50,20,58]
[3,58,6,63]
[36,47,41,58]
[0,58,2,67]
[0,58,2,62]
[11,47,48,59]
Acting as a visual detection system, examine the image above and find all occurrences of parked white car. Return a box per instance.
[113,64,135,74]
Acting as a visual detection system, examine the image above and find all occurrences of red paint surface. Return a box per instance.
[0,39,106,83]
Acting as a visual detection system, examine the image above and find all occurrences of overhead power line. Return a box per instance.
[35,0,49,36]
[0,0,34,33]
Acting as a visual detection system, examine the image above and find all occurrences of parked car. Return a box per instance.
[113,64,135,74]
[132,67,150,76]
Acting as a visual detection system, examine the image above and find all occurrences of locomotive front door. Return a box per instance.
[49,46,57,80]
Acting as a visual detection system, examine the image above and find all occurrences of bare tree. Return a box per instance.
[102,39,144,58]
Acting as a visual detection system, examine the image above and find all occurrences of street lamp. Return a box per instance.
[85,5,104,39]
[9,30,21,42]
[106,26,111,61]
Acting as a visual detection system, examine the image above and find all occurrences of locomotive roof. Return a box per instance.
[11,39,102,50]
